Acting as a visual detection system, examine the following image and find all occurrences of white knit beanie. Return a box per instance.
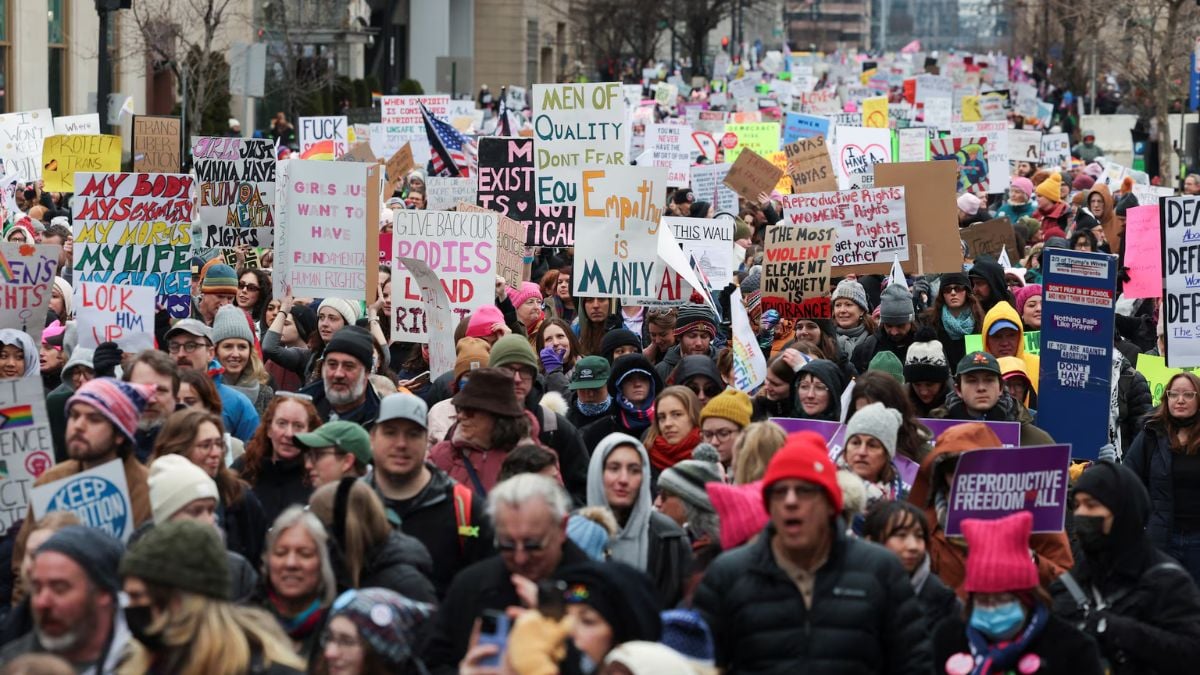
[149,454,219,523]
[845,402,903,458]
[318,297,362,326]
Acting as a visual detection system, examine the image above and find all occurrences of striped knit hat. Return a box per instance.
[200,262,238,295]
[66,377,156,446]
[740,267,763,318]
[674,303,718,338]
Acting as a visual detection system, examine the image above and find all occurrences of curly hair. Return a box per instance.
[239,395,321,485]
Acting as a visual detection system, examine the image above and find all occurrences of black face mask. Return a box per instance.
[124,605,164,652]
[1074,514,1109,556]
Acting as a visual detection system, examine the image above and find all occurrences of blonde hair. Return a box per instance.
[307,480,391,589]
[118,589,305,675]
[732,421,788,484]
[642,386,702,448]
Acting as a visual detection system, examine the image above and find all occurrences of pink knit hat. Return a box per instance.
[66,378,157,446]
[465,305,505,339]
[706,480,768,550]
[506,282,542,311]
[962,511,1039,593]
[1009,177,1034,199]
[1013,284,1041,311]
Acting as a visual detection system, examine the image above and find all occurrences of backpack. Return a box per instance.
[452,482,480,552]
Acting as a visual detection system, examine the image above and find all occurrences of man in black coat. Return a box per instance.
[1052,461,1200,674]
[694,431,932,674]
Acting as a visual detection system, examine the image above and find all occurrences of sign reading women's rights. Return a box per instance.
[477,137,576,247]
[531,83,627,206]
[762,224,836,319]
[74,281,156,351]
[1162,196,1200,367]
[72,172,194,318]
[945,445,1071,537]
[573,166,667,300]
[780,188,908,267]
[391,210,497,341]
[0,243,59,344]
[1036,249,1117,459]
[0,379,54,535]
[192,137,276,249]
[31,459,133,542]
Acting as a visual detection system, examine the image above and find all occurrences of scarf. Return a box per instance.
[615,393,655,434]
[576,397,612,417]
[941,305,975,340]
[966,603,1050,675]
[836,323,866,339]
[649,426,702,471]
[267,591,327,641]
[911,553,933,595]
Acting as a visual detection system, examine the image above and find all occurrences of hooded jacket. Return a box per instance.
[1051,461,1200,674]
[982,301,1040,393]
[791,359,845,421]
[665,354,724,389]
[587,433,692,607]
[655,343,719,382]
[0,329,39,378]
[929,387,1053,447]
[967,259,1014,314]
[581,354,664,454]
[906,423,1073,592]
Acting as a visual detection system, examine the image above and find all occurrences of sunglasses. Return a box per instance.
[495,534,552,553]
[687,383,722,398]
[238,281,260,292]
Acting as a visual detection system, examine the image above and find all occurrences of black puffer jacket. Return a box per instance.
[357,530,438,604]
[694,523,932,674]
[1116,357,1152,453]
[850,325,917,375]
[1124,423,1183,549]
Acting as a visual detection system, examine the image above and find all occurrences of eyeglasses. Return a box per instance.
[496,533,552,554]
[500,366,536,382]
[168,341,207,354]
[238,281,260,292]
[943,285,967,295]
[701,427,738,442]
[320,631,362,650]
[797,382,829,395]
[303,448,341,462]
[687,383,722,398]
[1167,390,1198,401]
[766,483,825,501]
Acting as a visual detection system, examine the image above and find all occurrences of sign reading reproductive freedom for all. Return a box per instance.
[72,172,194,318]
[192,137,276,249]
[945,445,1071,537]
[531,83,627,205]
[0,379,54,535]
[573,166,667,300]
[780,188,908,267]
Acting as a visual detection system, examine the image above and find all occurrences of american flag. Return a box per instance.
[420,102,471,178]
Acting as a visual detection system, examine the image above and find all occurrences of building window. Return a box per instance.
[526,20,538,86]
[0,0,9,112]
[48,0,67,115]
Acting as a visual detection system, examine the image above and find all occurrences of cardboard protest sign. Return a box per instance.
[41,135,121,193]
[74,281,156,351]
[426,177,478,211]
[31,458,134,542]
[395,257,457,372]
[458,203,525,290]
[391,210,497,340]
[385,143,415,197]
[951,122,1009,193]
[0,244,59,344]
[783,135,838,194]
[192,137,276,249]
[72,172,194,318]
[1041,133,1071,170]
[1122,204,1160,299]
[730,288,767,392]
[646,124,692,188]
[762,223,835,319]
[921,418,1022,448]
[833,126,891,189]
[531,83,627,206]
[929,136,989,192]
[573,166,667,300]
[298,116,349,160]
[858,161,962,276]
[132,116,182,173]
[767,152,792,194]
[723,148,783,201]
[0,109,54,182]
[1009,129,1042,164]
[53,114,101,135]
[273,160,380,301]
[664,217,734,287]
[945,445,1071,537]
[722,123,780,164]
[960,218,1019,262]
[782,112,830,145]
[0,378,54,535]
[690,164,739,215]
[1162,196,1200,366]
[1037,249,1117,459]
[780,188,908,267]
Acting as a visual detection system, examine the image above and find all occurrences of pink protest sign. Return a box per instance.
[1123,204,1161,299]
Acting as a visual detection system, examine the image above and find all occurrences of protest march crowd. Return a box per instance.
[3,45,1200,675]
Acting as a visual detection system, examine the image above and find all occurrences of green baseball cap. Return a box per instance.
[955,351,1002,378]
[294,421,372,469]
[569,355,611,390]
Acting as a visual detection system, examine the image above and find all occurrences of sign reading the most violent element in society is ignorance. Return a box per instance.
[780,188,908,267]
[762,223,836,319]
[390,209,497,341]
[192,137,276,249]
[31,458,133,543]
[71,172,194,318]
[0,243,59,345]
[0,378,55,536]
[573,166,668,300]
[1163,196,1200,367]
[945,444,1071,537]
[531,82,627,206]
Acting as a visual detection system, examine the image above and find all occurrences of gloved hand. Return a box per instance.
[911,278,932,312]
[1097,444,1118,463]
[540,346,564,374]
[718,282,736,323]
[93,342,124,378]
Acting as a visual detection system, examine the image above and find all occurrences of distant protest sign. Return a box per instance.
[1162,196,1200,367]
[192,137,276,249]
[531,83,627,205]
[395,257,456,372]
[0,109,53,182]
[722,122,780,164]
[0,378,54,535]
[690,164,739,214]
[426,177,477,211]
[960,218,1019,262]
[298,116,349,160]
[762,224,836,319]
[273,160,380,301]
[379,95,452,164]
[723,148,783,201]
[391,210,497,341]
[930,136,989,193]
[41,135,121,193]
[132,116,182,173]
[646,124,692,188]
[72,172,194,318]
[897,127,932,163]
[458,203,525,290]
[1009,129,1042,164]
[74,281,155,352]
[477,137,535,223]
[0,243,58,344]
[783,135,837,194]
[951,122,1009,193]
[833,126,890,189]
[945,445,1071,537]
[665,217,734,287]
[384,143,415,198]
[573,166,667,300]
[53,113,101,135]
[32,459,133,543]
[1041,133,1071,170]
[783,113,829,145]
[1123,204,1161,299]
[780,188,908,267]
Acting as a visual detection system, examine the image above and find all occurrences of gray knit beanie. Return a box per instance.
[211,304,255,345]
[656,444,722,513]
[845,402,903,458]
[832,279,868,313]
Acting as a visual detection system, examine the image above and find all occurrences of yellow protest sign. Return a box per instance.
[768,151,792,194]
[1137,354,1200,406]
[723,123,780,164]
[863,96,889,128]
[961,95,981,122]
[41,134,121,193]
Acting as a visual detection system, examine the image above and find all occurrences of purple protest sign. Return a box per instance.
[920,418,1021,448]
[945,444,1070,536]
[770,418,841,441]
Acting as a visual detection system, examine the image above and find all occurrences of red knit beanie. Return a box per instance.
[962,511,1039,593]
[761,431,842,512]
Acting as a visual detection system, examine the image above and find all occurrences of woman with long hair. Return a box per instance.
[262,298,315,393]
[831,279,877,357]
[545,269,576,323]
[847,371,934,464]
[235,394,322,525]
[731,420,788,484]
[259,506,340,664]
[236,268,273,326]
[153,408,269,566]
[752,354,797,420]
[119,520,306,675]
[921,271,984,368]
[575,297,619,356]
[315,588,435,675]
[535,317,582,395]
[306,479,436,603]
[642,385,702,476]
[213,305,275,416]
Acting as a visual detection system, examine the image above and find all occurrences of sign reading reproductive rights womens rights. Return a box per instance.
[780,188,908,267]
[531,83,627,206]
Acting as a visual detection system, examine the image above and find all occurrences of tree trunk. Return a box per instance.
[1156,0,1183,180]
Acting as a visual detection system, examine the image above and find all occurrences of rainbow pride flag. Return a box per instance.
[0,251,13,283]
[0,404,33,430]
[300,139,337,161]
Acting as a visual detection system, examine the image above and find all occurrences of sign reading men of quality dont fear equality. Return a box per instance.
[531,83,627,206]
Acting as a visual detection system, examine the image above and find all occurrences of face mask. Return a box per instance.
[969,601,1026,641]
[1074,514,1109,555]
[577,397,611,416]
[124,605,164,651]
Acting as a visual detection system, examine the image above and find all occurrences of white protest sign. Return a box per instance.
[646,124,692,188]
[74,281,155,352]
[192,137,276,249]
[781,188,909,266]
[426,176,478,211]
[1009,129,1042,164]
[656,220,718,316]
[395,257,457,373]
[298,116,348,159]
[897,127,930,163]
[0,110,54,183]
[0,379,55,536]
[729,288,767,392]
[665,216,735,287]
[0,243,58,344]
[1041,133,1071,170]
[833,127,891,189]
[53,114,101,135]
[531,83,627,205]
[1163,196,1200,367]
[31,459,133,542]
[690,163,740,215]
[573,166,667,300]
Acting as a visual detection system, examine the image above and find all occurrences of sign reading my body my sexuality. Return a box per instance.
[0,243,59,344]
[192,137,276,249]
[477,136,575,247]
[531,83,627,205]
[780,188,908,267]
[0,378,54,536]
[573,166,667,300]
[945,444,1071,537]
[72,172,194,318]
[1162,196,1200,367]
